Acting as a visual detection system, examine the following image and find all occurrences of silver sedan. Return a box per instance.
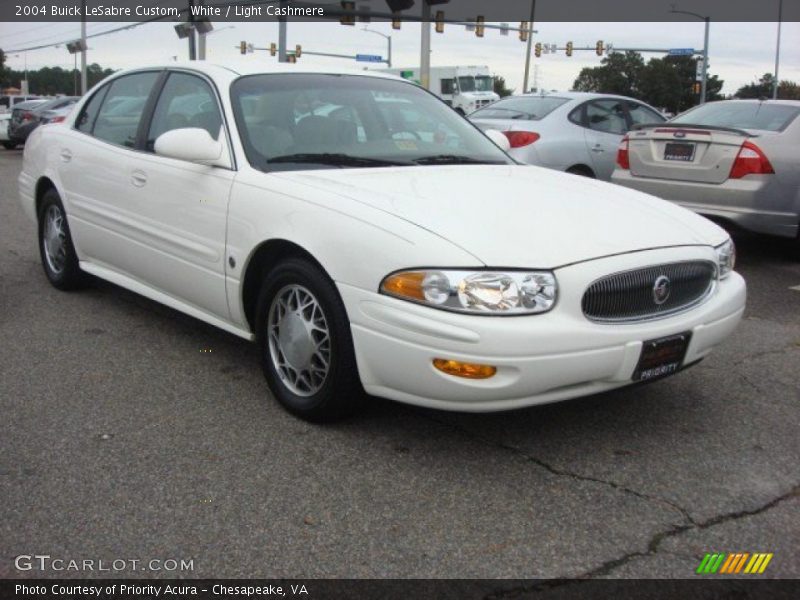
[469,91,665,180]
[612,99,800,240]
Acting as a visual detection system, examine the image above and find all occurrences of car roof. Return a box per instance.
[515,91,635,101]
[701,98,800,107]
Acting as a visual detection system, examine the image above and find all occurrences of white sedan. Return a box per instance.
[19,63,746,421]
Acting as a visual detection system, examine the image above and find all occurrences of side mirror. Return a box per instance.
[154,127,226,165]
[484,129,511,152]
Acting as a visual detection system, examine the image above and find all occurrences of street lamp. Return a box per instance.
[670,5,710,104]
[362,26,392,67]
[773,0,783,99]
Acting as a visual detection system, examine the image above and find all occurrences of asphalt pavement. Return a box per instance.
[1,149,798,584]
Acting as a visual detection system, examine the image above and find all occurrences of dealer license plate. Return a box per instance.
[633,332,691,382]
[664,142,696,161]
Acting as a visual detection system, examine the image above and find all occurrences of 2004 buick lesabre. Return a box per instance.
[19,63,746,421]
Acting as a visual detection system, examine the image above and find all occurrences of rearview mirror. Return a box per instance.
[484,129,511,152]
[154,127,226,165]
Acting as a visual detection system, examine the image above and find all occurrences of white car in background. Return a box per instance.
[19,63,745,422]
[470,91,666,180]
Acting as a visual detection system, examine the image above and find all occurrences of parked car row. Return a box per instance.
[468,92,800,241]
[4,96,80,149]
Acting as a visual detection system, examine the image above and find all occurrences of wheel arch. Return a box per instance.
[240,238,333,334]
[35,176,58,219]
[566,163,596,178]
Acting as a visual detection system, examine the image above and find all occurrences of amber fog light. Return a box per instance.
[433,359,497,379]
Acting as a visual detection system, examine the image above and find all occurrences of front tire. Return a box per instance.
[255,257,363,422]
[38,189,85,290]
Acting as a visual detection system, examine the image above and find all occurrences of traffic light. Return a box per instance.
[392,13,401,29]
[270,43,277,57]
[534,42,542,58]
[295,44,302,58]
[287,54,296,64]
[475,16,485,37]
[566,41,573,57]
[519,21,529,42]
[240,41,247,55]
[435,10,444,33]
[340,1,355,25]
[595,40,604,56]
[693,82,701,94]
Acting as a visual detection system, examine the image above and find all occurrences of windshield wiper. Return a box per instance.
[412,154,505,165]
[267,153,411,167]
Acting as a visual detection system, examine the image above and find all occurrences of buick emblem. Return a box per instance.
[653,275,671,305]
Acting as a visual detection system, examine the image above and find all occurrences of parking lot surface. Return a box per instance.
[1,149,798,581]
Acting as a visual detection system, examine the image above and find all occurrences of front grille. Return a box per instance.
[582,261,716,322]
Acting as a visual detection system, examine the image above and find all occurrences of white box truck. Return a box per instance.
[381,66,500,115]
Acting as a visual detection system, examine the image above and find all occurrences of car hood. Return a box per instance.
[274,164,728,268]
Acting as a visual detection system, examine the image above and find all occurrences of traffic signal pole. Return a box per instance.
[522,0,536,94]
[420,2,431,89]
[278,0,288,62]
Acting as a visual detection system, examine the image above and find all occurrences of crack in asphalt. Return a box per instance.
[413,410,799,592]
[483,484,799,598]
[418,411,697,526]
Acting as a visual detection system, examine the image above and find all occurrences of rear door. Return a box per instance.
[626,126,746,184]
[582,99,630,179]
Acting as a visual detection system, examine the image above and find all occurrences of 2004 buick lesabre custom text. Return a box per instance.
[19,63,746,421]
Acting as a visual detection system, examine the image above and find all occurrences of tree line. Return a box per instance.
[0,49,116,96]
[573,51,798,114]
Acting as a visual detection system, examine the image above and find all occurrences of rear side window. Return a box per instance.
[672,102,800,132]
[76,87,109,133]
[471,96,569,120]
[627,101,665,127]
[92,72,159,147]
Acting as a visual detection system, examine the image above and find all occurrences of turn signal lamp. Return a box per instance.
[381,271,426,301]
[433,359,497,379]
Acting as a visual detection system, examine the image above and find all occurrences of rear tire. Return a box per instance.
[37,189,86,290]
[566,165,595,178]
[255,257,363,422]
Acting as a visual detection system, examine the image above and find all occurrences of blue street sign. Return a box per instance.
[668,48,695,56]
[356,54,383,63]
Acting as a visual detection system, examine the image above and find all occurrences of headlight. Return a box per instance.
[715,239,736,279]
[380,269,557,315]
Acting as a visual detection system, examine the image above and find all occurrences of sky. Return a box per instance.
[1,19,797,96]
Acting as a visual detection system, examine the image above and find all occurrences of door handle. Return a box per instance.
[131,170,147,187]
[591,144,604,153]
[60,149,72,162]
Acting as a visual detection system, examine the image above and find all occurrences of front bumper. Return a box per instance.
[341,246,746,412]
[611,170,798,238]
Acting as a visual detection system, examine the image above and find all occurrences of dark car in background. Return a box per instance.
[1,99,47,149]
[7,96,79,148]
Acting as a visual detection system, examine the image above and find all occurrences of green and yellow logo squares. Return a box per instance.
[696,552,773,574]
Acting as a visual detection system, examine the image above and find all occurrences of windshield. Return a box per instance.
[230,73,512,172]
[472,96,569,120]
[457,76,493,93]
[671,101,800,132]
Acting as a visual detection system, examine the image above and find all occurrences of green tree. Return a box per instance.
[2,63,115,95]
[639,56,723,114]
[734,74,799,99]
[573,51,646,98]
[493,75,514,97]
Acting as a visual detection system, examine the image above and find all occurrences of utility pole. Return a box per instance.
[420,2,431,89]
[278,0,288,62]
[197,0,206,60]
[80,0,87,93]
[773,0,783,99]
[670,7,711,104]
[187,0,197,60]
[522,0,536,93]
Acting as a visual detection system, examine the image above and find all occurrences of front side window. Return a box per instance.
[230,73,512,172]
[92,71,159,147]
[147,72,222,151]
[585,99,628,135]
[441,79,456,95]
